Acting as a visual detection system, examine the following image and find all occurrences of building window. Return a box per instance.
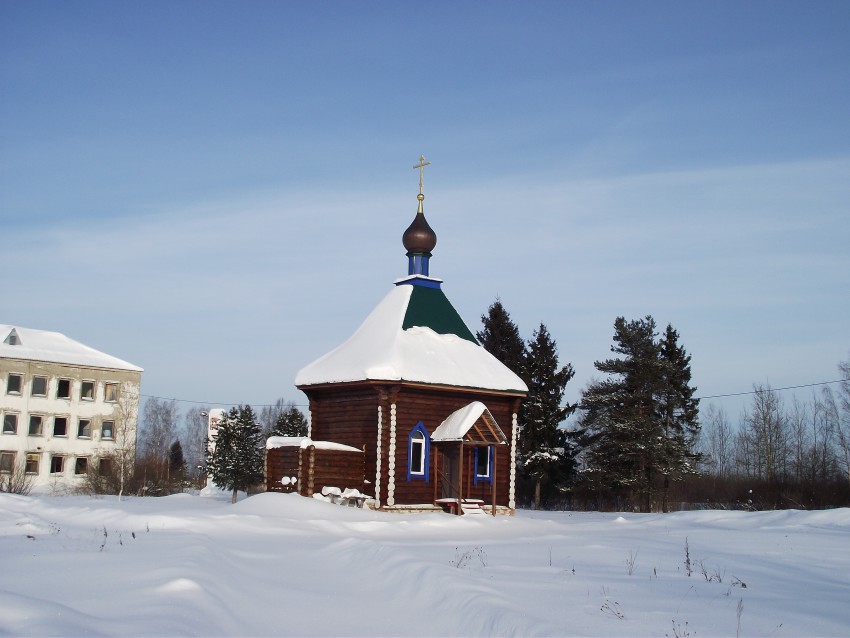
[3,413,18,435]
[77,419,91,439]
[6,373,22,395]
[53,416,68,437]
[25,453,40,474]
[56,379,71,399]
[407,422,430,481]
[410,432,425,474]
[99,457,113,476]
[31,376,48,397]
[80,381,95,401]
[474,446,493,485]
[28,415,44,436]
[0,451,14,473]
[104,383,119,403]
[50,455,64,475]
[75,457,88,476]
[101,420,115,440]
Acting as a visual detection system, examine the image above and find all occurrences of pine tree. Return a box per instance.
[270,403,309,438]
[520,323,576,509]
[577,316,700,512]
[578,316,663,511]
[205,405,264,503]
[477,298,526,378]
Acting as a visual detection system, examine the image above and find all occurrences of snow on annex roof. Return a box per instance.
[0,325,143,372]
[266,436,362,452]
[295,284,528,394]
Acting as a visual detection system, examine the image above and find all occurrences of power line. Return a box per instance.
[696,378,848,400]
[140,378,849,409]
[139,393,309,408]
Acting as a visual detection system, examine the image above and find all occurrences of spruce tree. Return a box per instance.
[657,324,701,511]
[205,405,264,503]
[577,316,700,512]
[270,403,309,438]
[477,298,526,378]
[520,323,576,509]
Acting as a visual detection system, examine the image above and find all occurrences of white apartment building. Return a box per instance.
[1,324,143,492]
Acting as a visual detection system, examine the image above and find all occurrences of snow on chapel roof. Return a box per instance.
[296,284,526,392]
[295,157,526,395]
[0,324,143,372]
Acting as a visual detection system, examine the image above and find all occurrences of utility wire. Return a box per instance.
[139,393,310,408]
[696,378,848,400]
[139,378,849,410]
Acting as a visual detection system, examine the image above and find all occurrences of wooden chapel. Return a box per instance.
[277,157,528,514]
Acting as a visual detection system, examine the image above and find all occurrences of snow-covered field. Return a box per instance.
[2,493,848,637]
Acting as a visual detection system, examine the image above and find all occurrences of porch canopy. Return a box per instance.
[430,401,507,445]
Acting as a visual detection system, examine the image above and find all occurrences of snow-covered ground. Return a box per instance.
[2,493,848,637]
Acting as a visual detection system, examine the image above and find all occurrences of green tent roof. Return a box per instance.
[401,285,479,344]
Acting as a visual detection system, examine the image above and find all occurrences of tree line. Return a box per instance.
[478,298,850,511]
[695,374,850,509]
[81,397,307,497]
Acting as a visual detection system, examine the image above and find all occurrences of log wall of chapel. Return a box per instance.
[303,382,521,508]
[304,386,379,486]
[389,386,518,507]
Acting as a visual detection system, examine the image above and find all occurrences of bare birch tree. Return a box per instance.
[108,382,140,500]
[183,406,211,487]
[743,384,789,482]
[700,404,734,478]
[788,397,810,483]
[832,356,850,481]
[140,397,179,486]
[810,389,839,482]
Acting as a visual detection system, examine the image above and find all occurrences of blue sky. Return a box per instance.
[2,1,849,420]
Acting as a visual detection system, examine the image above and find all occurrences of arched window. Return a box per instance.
[407,422,430,482]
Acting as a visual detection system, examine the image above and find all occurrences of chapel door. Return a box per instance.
[441,445,461,499]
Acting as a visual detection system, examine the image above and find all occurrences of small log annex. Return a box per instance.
[265,436,368,500]
[277,158,528,514]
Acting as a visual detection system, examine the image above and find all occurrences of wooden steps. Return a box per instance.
[460,500,486,515]
[437,497,486,515]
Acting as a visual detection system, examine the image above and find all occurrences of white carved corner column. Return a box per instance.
[509,411,519,512]
[387,403,397,507]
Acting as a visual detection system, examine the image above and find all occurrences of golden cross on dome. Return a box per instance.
[413,154,430,214]
[413,154,430,196]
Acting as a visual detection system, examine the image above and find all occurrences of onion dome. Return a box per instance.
[402,202,437,255]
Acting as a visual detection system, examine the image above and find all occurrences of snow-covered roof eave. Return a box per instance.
[0,324,143,373]
[296,377,527,397]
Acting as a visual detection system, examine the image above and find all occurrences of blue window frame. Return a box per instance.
[473,445,493,485]
[407,422,430,482]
